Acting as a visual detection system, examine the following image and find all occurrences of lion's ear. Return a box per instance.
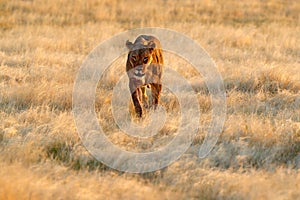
[126,40,134,50]
[148,41,156,52]
[148,41,156,49]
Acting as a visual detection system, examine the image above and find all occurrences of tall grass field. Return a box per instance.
[0,0,299,199]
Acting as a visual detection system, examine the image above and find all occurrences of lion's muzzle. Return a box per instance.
[134,65,146,78]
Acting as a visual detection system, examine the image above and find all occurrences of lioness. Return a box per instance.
[126,35,164,117]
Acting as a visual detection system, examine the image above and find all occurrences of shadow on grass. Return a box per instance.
[45,141,109,171]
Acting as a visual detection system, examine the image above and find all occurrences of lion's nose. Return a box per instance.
[134,65,145,77]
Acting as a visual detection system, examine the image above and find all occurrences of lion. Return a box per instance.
[126,35,164,117]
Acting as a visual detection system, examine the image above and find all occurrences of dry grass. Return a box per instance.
[0,0,300,199]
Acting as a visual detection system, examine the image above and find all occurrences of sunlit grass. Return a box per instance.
[0,0,299,199]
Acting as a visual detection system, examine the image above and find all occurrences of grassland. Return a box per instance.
[0,0,300,199]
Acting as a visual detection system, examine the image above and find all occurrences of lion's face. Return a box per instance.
[128,48,154,80]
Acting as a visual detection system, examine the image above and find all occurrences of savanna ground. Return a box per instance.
[0,0,300,199]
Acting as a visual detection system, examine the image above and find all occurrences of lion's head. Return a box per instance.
[126,36,160,81]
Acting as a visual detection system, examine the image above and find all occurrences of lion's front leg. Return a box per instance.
[141,86,149,109]
[131,89,143,117]
[129,79,144,117]
[150,83,162,109]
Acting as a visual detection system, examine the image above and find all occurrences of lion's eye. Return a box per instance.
[131,56,137,62]
[143,57,148,64]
